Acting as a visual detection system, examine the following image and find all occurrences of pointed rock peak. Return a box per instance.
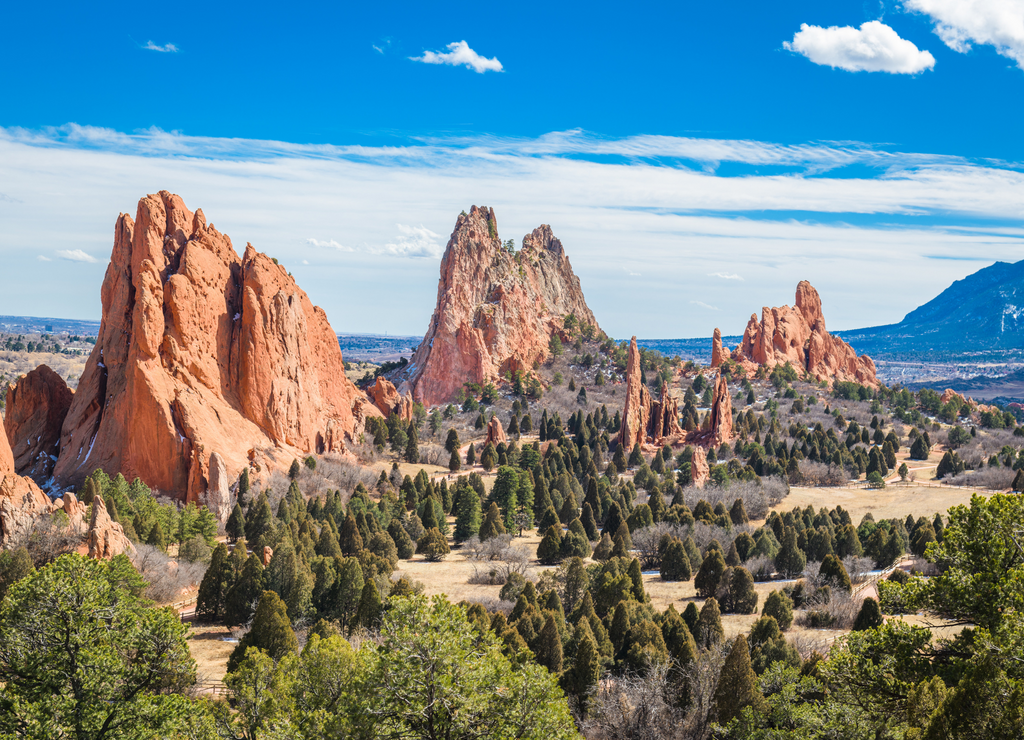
[711,328,725,368]
[485,415,507,447]
[88,494,134,560]
[795,280,824,328]
[4,365,73,483]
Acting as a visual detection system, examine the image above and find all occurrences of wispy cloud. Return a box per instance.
[410,41,503,73]
[376,225,444,258]
[784,20,935,73]
[906,0,1024,69]
[56,249,98,263]
[37,255,51,262]
[690,301,720,311]
[307,237,353,252]
[143,41,179,53]
[708,272,743,281]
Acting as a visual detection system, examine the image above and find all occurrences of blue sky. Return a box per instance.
[2,0,1024,338]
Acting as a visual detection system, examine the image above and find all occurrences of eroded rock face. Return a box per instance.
[691,446,710,488]
[711,328,725,369]
[718,281,877,387]
[53,191,378,502]
[4,365,74,483]
[202,452,233,525]
[619,337,684,451]
[689,373,734,449]
[87,494,135,559]
[0,430,51,547]
[401,207,600,406]
[369,377,413,423]
[485,416,508,447]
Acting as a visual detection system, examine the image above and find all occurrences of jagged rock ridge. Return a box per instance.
[401,206,600,406]
[712,281,877,387]
[52,191,378,503]
[4,365,74,483]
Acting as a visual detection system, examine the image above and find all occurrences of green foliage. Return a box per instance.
[0,554,196,739]
[228,590,298,672]
[416,527,450,561]
[0,546,34,602]
[761,589,794,631]
[853,597,884,631]
[715,635,767,724]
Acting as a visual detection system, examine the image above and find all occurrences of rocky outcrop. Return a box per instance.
[369,377,413,422]
[4,365,74,483]
[202,452,233,525]
[711,328,726,369]
[485,416,507,447]
[401,207,600,406]
[618,337,685,451]
[0,429,51,547]
[87,494,135,559]
[717,281,877,387]
[689,374,734,449]
[53,191,379,503]
[691,446,710,487]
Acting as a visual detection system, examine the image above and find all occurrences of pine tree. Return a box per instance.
[729,567,758,614]
[339,511,364,555]
[405,425,419,464]
[537,525,564,565]
[146,521,166,551]
[289,459,301,480]
[420,497,439,531]
[416,528,450,561]
[316,524,343,560]
[245,493,276,550]
[563,621,599,716]
[478,502,506,541]
[714,635,766,724]
[454,486,482,542]
[238,467,250,501]
[1013,468,1024,492]
[853,597,884,631]
[581,503,599,540]
[196,543,229,621]
[696,597,724,648]
[694,549,726,598]
[388,520,415,559]
[227,590,298,672]
[609,602,630,654]
[628,557,648,602]
[536,614,564,674]
[592,533,614,560]
[761,590,794,631]
[466,443,477,466]
[449,448,462,472]
[445,428,461,453]
[354,580,383,631]
[628,443,643,468]
[224,554,266,625]
[774,527,806,578]
[819,553,852,592]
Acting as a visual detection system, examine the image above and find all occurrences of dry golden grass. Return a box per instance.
[188,623,235,683]
[777,484,978,523]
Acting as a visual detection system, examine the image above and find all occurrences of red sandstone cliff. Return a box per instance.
[0,420,51,547]
[687,373,734,449]
[713,281,877,387]
[4,365,74,483]
[53,191,378,503]
[401,207,600,406]
[618,337,683,451]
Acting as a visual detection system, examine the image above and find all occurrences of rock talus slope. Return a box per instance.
[53,191,378,503]
[402,207,600,406]
[4,365,74,483]
[0,421,51,547]
[715,281,877,387]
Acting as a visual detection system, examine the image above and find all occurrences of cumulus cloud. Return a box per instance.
[410,41,503,73]
[376,225,444,258]
[690,301,720,311]
[56,249,98,263]
[785,20,935,73]
[906,0,1024,68]
[307,237,353,252]
[37,255,51,261]
[143,41,179,53]
[709,272,743,280]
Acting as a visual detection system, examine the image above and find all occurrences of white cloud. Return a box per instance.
[410,41,503,73]
[784,20,935,73]
[301,259,310,265]
[373,45,384,54]
[307,237,353,252]
[690,301,720,311]
[905,0,1024,68]
[37,255,51,261]
[56,249,98,263]
[377,225,444,258]
[143,41,179,53]
[709,272,743,280]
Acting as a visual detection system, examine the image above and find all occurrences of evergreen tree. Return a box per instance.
[761,590,794,630]
[288,458,301,480]
[466,443,477,466]
[478,502,506,541]
[714,634,767,724]
[445,428,461,454]
[592,533,614,560]
[661,538,692,581]
[694,549,726,598]
[388,520,415,559]
[580,502,599,540]
[454,486,482,542]
[563,621,599,716]
[696,597,724,648]
[315,525,343,560]
[537,525,564,565]
[774,527,807,578]
[628,443,643,468]
[224,554,266,625]
[1012,468,1024,492]
[819,553,852,592]
[491,467,520,531]
[448,448,462,472]
[339,511,364,555]
[227,590,298,672]
[354,580,383,631]
[405,425,419,464]
[728,567,758,614]
[245,493,276,550]
[146,521,166,552]
[682,602,700,634]
[853,597,884,631]
[226,503,246,544]
[416,528,450,561]
[536,614,564,674]
[196,543,229,621]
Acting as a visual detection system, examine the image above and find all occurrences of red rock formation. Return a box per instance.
[0,429,51,547]
[691,446,710,488]
[369,377,413,423]
[262,546,274,567]
[727,281,877,387]
[401,207,600,406]
[618,337,685,450]
[87,494,134,559]
[689,373,734,449]
[485,416,508,447]
[53,191,379,503]
[4,365,74,483]
[711,328,725,369]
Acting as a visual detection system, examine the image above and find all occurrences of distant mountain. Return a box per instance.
[839,260,1024,357]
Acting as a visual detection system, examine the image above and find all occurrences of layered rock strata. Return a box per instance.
[711,281,877,387]
[4,365,74,482]
[401,207,600,406]
[369,377,413,423]
[53,191,378,502]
